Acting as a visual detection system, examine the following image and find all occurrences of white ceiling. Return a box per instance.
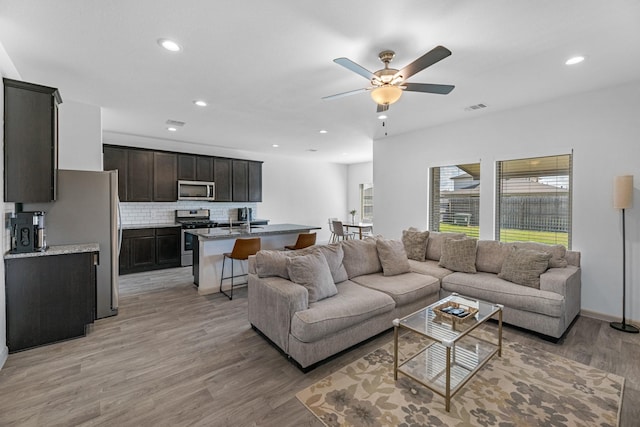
[1,0,639,164]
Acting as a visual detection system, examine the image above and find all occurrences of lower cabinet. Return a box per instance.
[120,227,181,274]
[5,252,97,353]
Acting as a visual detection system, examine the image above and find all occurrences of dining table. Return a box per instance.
[342,222,374,239]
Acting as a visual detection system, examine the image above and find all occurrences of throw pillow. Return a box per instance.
[426,232,466,261]
[316,244,349,283]
[286,251,337,303]
[255,250,289,279]
[438,238,478,273]
[402,229,430,261]
[341,238,382,279]
[511,242,568,268]
[498,247,552,289]
[376,239,411,276]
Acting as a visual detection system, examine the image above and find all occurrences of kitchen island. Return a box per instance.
[188,224,321,295]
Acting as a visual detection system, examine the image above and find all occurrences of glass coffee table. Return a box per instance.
[393,293,503,412]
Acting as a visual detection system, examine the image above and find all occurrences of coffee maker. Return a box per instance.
[237,207,253,222]
[10,211,47,253]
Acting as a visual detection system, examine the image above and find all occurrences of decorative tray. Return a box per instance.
[433,301,478,324]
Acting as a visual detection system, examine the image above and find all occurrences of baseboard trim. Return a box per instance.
[0,345,8,370]
[580,309,639,324]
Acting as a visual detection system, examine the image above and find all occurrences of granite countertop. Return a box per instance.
[186,224,321,240]
[121,223,180,230]
[4,243,100,260]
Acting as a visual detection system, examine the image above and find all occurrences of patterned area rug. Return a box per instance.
[297,333,624,427]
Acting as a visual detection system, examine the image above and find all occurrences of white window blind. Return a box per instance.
[495,154,572,248]
[360,183,374,222]
[430,164,480,238]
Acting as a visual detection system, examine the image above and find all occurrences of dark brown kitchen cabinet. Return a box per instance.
[103,146,128,200]
[5,251,97,353]
[127,150,154,202]
[178,154,196,180]
[3,78,61,203]
[120,227,180,274]
[196,156,214,182]
[214,157,232,201]
[248,161,263,202]
[156,227,181,266]
[153,152,177,201]
[232,159,249,201]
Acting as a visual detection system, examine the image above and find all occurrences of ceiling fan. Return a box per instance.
[323,45,455,113]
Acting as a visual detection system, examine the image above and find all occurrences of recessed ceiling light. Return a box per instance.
[565,56,584,65]
[158,38,182,52]
[319,130,328,134]
[378,114,388,120]
[272,144,279,148]
[167,127,177,132]
[193,100,207,107]
[342,152,348,155]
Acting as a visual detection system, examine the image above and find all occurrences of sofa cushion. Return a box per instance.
[439,238,477,273]
[290,280,395,343]
[475,240,510,274]
[441,272,564,318]
[341,238,382,279]
[287,252,337,303]
[376,239,411,276]
[498,247,552,289]
[402,229,429,261]
[408,259,453,280]
[351,272,440,307]
[509,242,568,268]
[315,244,349,283]
[426,232,466,261]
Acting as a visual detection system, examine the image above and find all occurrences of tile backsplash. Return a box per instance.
[119,201,258,226]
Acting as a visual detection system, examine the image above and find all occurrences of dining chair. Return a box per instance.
[332,220,355,241]
[220,237,261,300]
[284,232,317,250]
[328,217,338,243]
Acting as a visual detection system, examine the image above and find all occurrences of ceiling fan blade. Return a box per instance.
[334,57,379,82]
[376,104,389,113]
[322,87,368,101]
[393,45,452,81]
[404,82,455,95]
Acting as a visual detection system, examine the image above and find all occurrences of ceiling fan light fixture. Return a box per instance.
[370,85,402,105]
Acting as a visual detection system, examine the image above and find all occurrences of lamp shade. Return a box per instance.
[613,175,633,209]
[370,85,402,105]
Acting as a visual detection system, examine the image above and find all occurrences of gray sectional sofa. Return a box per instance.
[247,232,581,369]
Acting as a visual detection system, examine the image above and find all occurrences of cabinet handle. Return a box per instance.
[93,252,100,266]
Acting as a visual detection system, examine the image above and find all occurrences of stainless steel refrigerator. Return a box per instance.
[24,169,121,319]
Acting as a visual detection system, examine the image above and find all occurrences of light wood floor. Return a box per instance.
[1,267,639,426]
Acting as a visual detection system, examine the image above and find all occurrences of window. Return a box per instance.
[495,154,572,248]
[360,183,374,222]
[429,164,480,238]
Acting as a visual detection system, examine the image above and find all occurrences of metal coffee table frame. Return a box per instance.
[393,293,503,412]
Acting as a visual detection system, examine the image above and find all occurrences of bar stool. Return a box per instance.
[220,237,261,300]
[284,232,317,250]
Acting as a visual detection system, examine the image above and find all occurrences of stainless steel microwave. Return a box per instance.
[178,180,215,201]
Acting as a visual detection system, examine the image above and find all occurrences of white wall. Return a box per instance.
[58,100,102,171]
[347,162,373,223]
[374,80,640,322]
[0,40,20,369]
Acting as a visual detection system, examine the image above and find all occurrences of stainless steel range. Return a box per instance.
[175,209,217,266]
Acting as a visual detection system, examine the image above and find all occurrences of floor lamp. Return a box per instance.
[611,175,639,333]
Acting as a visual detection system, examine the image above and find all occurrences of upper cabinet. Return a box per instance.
[248,161,263,202]
[4,78,62,203]
[214,158,232,202]
[153,152,178,201]
[103,145,262,203]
